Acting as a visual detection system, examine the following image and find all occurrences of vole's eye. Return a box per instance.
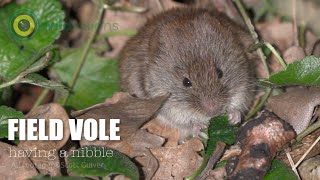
[216,68,223,79]
[183,78,192,87]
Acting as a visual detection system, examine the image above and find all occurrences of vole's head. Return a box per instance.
[146,10,253,119]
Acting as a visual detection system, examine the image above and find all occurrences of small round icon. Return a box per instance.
[9,11,38,40]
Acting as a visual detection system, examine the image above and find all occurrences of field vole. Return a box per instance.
[119,8,255,140]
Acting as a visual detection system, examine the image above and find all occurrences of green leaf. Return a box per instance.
[205,116,236,156]
[51,48,120,109]
[68,146,139,180]
[186,115,236,179]
[0,0,64,80]
[20,73,66,91]
[0,106,24,139]
[260,56,320,87]
[264,160,298,180]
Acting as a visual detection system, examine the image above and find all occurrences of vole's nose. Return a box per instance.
[201,99,222,117]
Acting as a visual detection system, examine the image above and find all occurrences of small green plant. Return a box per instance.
[186,115,236,180]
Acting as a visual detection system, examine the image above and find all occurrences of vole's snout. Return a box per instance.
[200,99,223,117]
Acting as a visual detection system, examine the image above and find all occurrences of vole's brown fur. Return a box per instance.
[119,8,256,139]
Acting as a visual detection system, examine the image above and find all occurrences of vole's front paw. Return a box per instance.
[228,110,242,125]
[192,123,208,139]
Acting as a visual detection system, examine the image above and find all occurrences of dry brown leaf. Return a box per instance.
[268,54,285,75]
[58,0,96,47]
[101,8,147,58]
[143,119,180,147]
[81,129,165,180]
[255,17,318,74]
[70,92,129,117]
[267,88,320,134]
[245,0,320,37]
[271,0,320,36]
[73,1,95,46]
[74,93,168,179]
[15,86,53,113]
[104,92,128,104]
[113,175,130,180]
[256,18,294,52]
[150,138,203,179]
[0,0,12,6]
[283,46,306,64]
[74,92,169,141]
[18,103,70,176]
[73,93,169,139]
[255,18,294,75]
[305,30,319,55]
[0,142,39,180]
[129,130,164,179]
[206,167,227,180]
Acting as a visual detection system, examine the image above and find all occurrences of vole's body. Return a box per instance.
[119,8,255,139]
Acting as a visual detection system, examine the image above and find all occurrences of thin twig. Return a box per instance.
[70,102,107,117]
[61,0,105,105]
[248,42,287,70]
[292,0,299,46]
[285,150,301,179]
[233,0,273,120]
[265,42,287,69]
[286,135,320,180]
[285,150,295,167]
[298,22,306,48]
[31,89,50,111]
[233,0,269,77]
[195,142,226,180]
[245,87,272,120]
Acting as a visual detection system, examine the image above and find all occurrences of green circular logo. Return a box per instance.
[9,10,38,40]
